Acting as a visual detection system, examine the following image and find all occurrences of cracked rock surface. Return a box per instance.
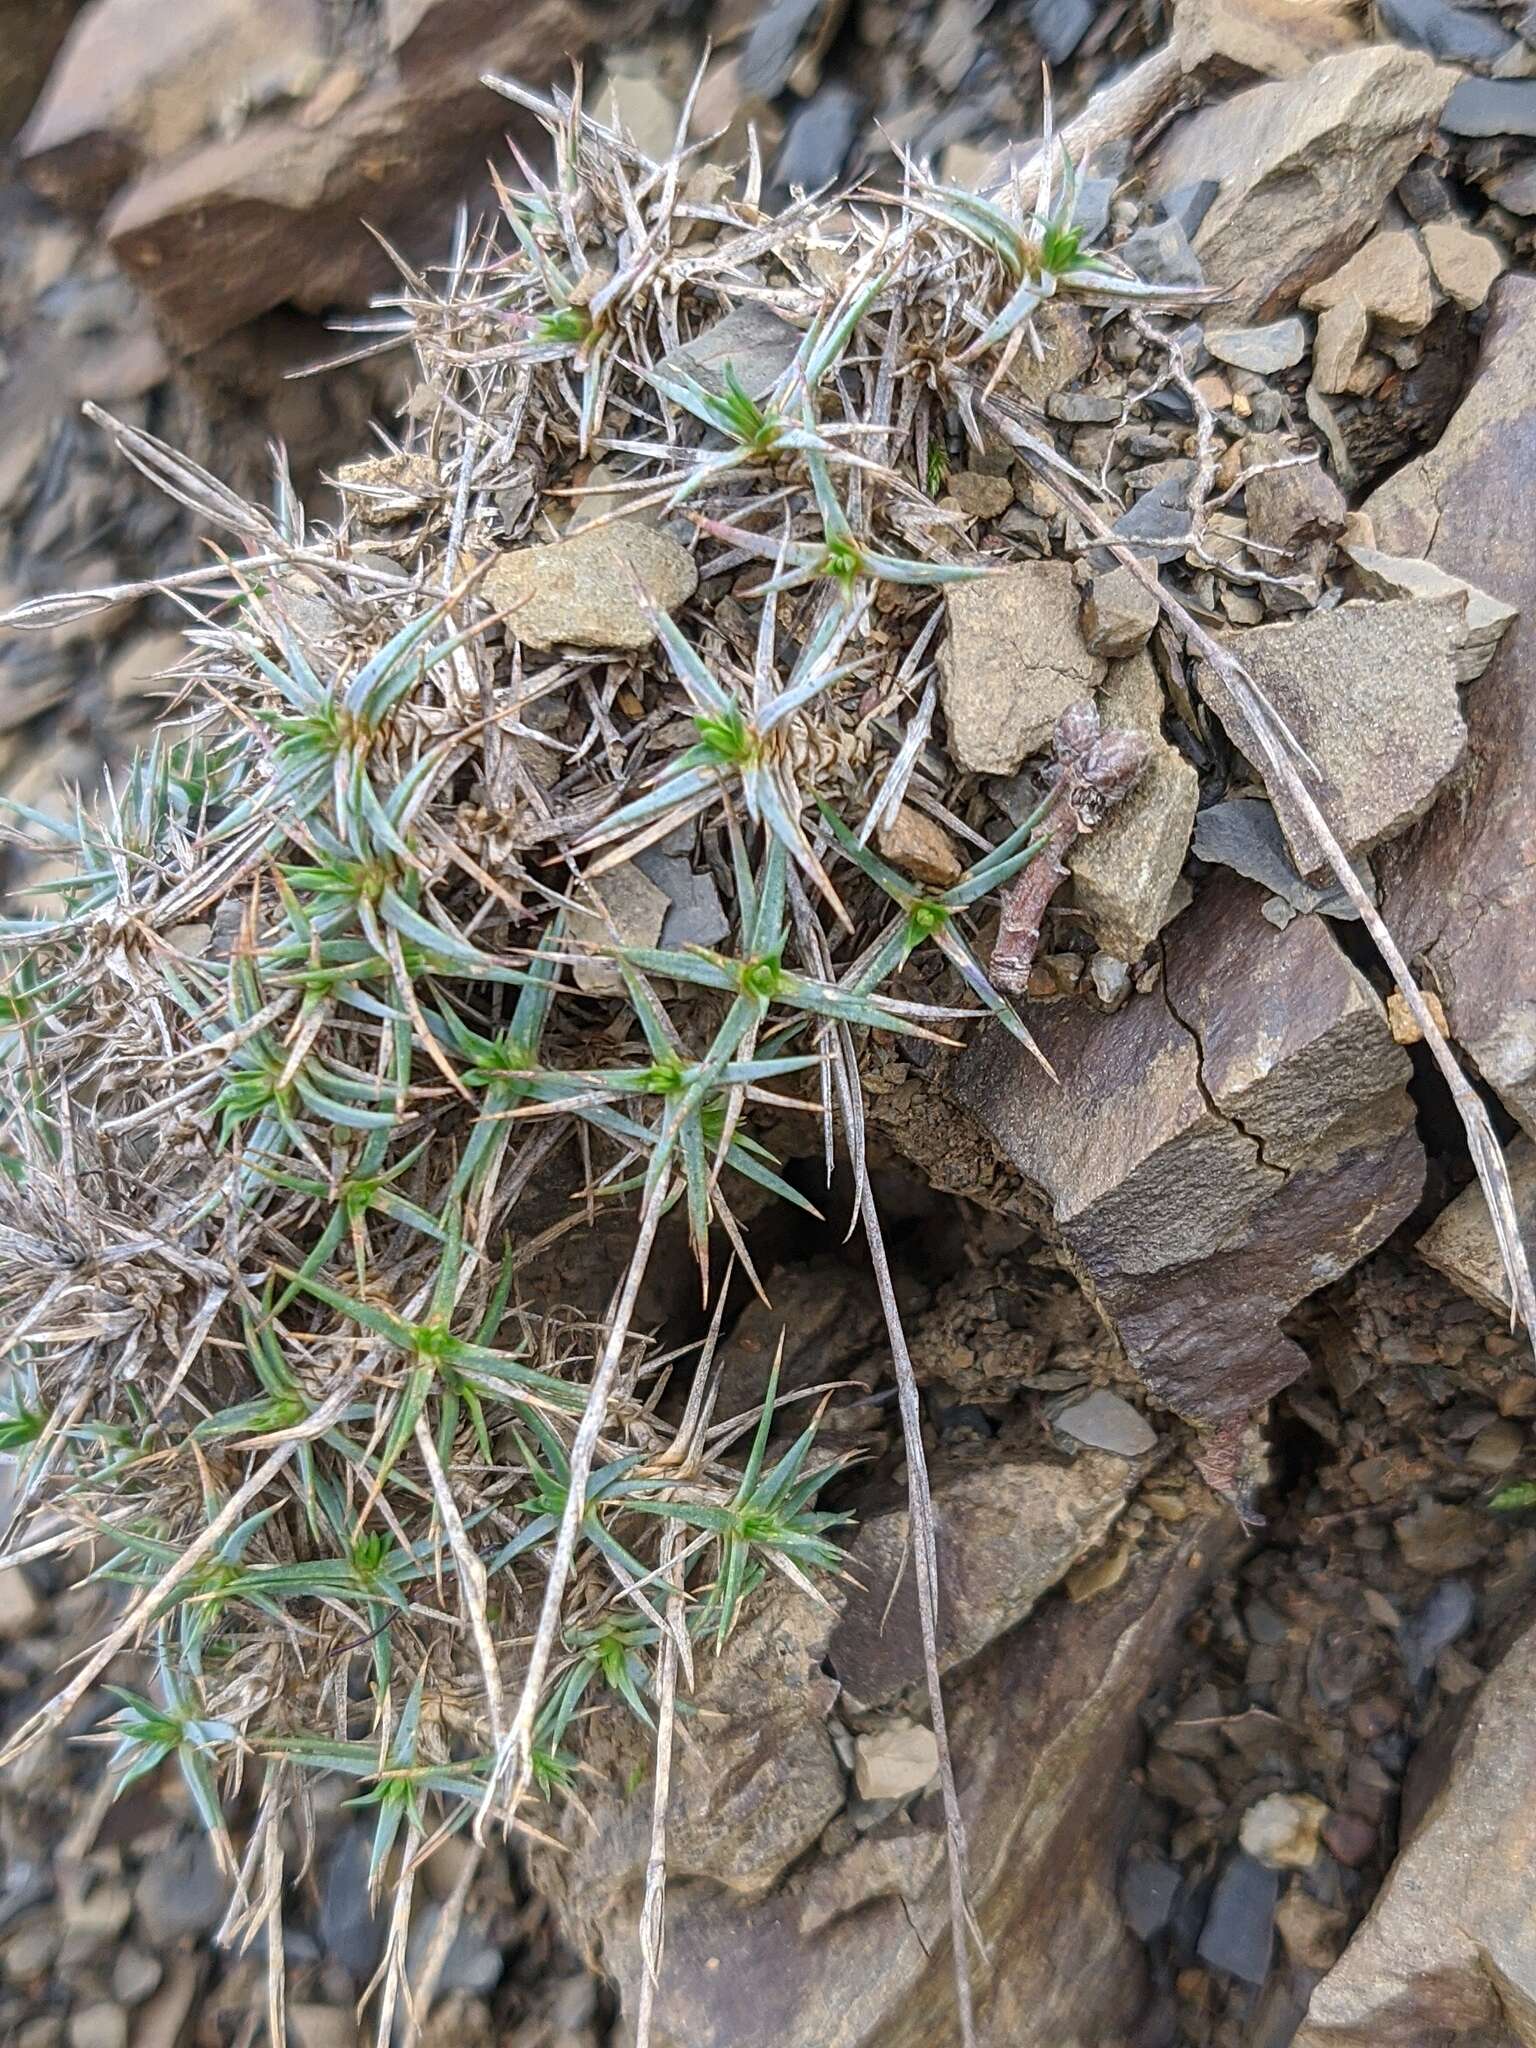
[945,878,1423,1424]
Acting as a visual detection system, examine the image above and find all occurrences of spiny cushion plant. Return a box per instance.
[0,67,1205,2045]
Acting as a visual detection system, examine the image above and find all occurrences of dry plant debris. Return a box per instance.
[0,55,1531,2048]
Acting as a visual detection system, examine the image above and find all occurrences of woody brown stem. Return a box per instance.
[989,698,1152,995]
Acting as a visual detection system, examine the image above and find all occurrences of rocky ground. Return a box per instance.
[5,1,1536,2046]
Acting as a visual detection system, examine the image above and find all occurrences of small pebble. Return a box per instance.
[1465,1416,1523,1473]
[1053,1388,1156,1457]
[1321,1810,1376,1867]
[67,2008,127,2048]
[1239,1792,1328,1870]
[1119,1851,1181,1940]
[854,1721,939,1802]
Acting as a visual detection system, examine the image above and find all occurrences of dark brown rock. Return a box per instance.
[547,1509,1234,2048]
[20,0,331,214]
[33,1,659,350]
[0,0,86,142]
[945,877,1423,1424]
[1295,1616,1536,2045]
[1364,277,1536,1138]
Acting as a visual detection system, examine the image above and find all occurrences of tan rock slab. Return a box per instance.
[568,865,669,993]
[939,562,1105,775]
[1069,651,1197,961]
[1199,597,1475,874]
[1421,217,1507,311]
[483,521,696,653]
[1300,230,1437,333]
[1417,1134,1536,1317]
[853,1723,939,1802]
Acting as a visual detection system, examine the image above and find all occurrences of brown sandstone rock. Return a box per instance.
[1365,278,1536,1137]
[1295,1616,1536,2046]
[1148,46,1456,322]
[0,0,85,142]
[829,1448,1144,1705]
[1300,230,1438,334]
[945,877,1423,1424]
[26,0,660,350]
[1173,0,1360,81]
[482,520,697,653]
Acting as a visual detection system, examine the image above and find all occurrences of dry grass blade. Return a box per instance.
[861,1179,981,2048]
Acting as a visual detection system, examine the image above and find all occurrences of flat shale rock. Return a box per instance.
[45,0,662,348]
[1295,1615,1536,2046]
[657,301,800,401]
[482,520,696,653]
[939,563,1105,774]
[947,878,1423,1424]
[1343,543,1517,680]
[556,1510,1234,2048]
[20,0,330,212]
[1198,597,1483,876]
[828,1449,1144,1704]
[1417,1134,1536,1316]
[1300,228,1437,333]
[1365,278,1536,1136]
[1147,46,1456,322]
[1068,650,1198,961]
[1420,217,1507,311]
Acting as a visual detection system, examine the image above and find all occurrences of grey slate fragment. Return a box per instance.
[1120,1853,1182,1941]
[1198,1853,1279,1985]
[1117,217,1205,289]
[1205,317,1307,373]
[660,302,800,402]
[1442,78,1536,137]
[1097,470,1194,567]
[740,0,827,98]
[1192,799,1363,920]
[1070,174,1117,246]
[1484,158,1536,213]
[1053,1389,1158,1458]
[1030,0,1095,63]
[1156,179,1220,240]
[775,83,861,193]
[1378,0,1514,66]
